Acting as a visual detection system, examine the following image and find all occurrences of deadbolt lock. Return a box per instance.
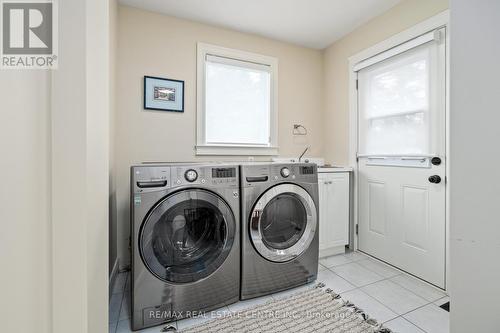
[431,157,442,166]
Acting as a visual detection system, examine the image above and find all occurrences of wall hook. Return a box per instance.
[293,124,307,136]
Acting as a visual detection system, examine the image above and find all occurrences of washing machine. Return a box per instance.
[240,163,319,300]
[130,164,240,330]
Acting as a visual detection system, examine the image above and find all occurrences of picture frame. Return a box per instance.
[144,76,184,112]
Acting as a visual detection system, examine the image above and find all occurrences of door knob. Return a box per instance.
[428,175,441,184]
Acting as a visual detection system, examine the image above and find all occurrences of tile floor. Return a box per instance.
[109,251,449,333]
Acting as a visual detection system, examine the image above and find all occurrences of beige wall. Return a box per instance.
[86,0,111,331]
[0,72,51,333]
[115,6,325,267]
[450,0,500,331]
[323,0,449,165]
[1,0,111,332]
[109,0,118,276]
[52,0,110,332]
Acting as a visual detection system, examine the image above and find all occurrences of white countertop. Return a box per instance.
[271,157,352,172]
[318,166,353,173]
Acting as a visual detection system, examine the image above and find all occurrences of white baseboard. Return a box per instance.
[109,258,119,300]
[319,245,346,258]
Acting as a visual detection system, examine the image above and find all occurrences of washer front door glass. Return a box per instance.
[250,184,317,262]
[140,189,235,283]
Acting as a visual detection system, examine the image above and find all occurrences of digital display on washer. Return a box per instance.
[212,167,236,178]
[300,166,314,175]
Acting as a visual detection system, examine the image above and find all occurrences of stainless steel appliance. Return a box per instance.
[240,163,319,300]
[130,164,240,330]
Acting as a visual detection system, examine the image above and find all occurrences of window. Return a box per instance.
[196,43,278,155]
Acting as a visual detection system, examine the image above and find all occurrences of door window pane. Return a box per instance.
[358,44,435,155]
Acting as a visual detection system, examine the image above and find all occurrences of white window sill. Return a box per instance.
[195,145,279,156]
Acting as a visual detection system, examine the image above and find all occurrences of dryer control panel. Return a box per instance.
[241,163,318,187]
[269,163,317,183]
[270,164,297,181]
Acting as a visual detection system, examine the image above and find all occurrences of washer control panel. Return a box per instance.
[132,164,239,193]
[171,165,238,187]
[211,167,238,185]
[172,166,206,186]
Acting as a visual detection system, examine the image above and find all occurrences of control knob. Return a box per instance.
[184,169,198,182]
[280,167,291,178]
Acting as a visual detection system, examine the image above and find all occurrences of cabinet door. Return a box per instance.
[318,172,349,251]
[318,173,329,249]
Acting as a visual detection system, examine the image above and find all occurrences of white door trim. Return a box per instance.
[348,10,450,291]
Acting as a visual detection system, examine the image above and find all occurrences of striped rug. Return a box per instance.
[175,283,393,333]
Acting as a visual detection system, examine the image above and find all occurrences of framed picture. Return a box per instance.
[144,76,184,112]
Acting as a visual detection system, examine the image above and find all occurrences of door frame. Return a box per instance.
[348,10,450,291]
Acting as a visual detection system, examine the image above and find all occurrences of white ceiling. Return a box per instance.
[118,0,402,49]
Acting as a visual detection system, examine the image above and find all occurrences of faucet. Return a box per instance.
[298,146,310,162]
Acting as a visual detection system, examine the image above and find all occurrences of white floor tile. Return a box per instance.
[319,254,352,268]
[384,317,426,333]
[361,280,428,315]
[390,274,447,302]
[434,296,450,307]
[343,251,368,262]
[109,292,124,324]
[109,321,118,333]
[115,319,131,333]
[113,273,127,294]
[117,252,448,333]
[357,258,402,278]
[331,262,385,287]
[404,303,450,333]
[119,291,131,320]
[317,269,356,294]
[227,295,273,312]
[116,317,177,333]
[124,272,131,292]
[340,289,398,323]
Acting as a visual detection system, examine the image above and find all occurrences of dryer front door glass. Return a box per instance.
[250,184,317,262]
[260,194,307,250]
[140,189,235,283]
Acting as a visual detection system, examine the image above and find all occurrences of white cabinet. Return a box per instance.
[318,171,350,257]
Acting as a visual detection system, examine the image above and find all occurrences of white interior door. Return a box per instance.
[357,28,446,288]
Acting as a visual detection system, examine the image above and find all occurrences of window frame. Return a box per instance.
[196,42,279,156]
